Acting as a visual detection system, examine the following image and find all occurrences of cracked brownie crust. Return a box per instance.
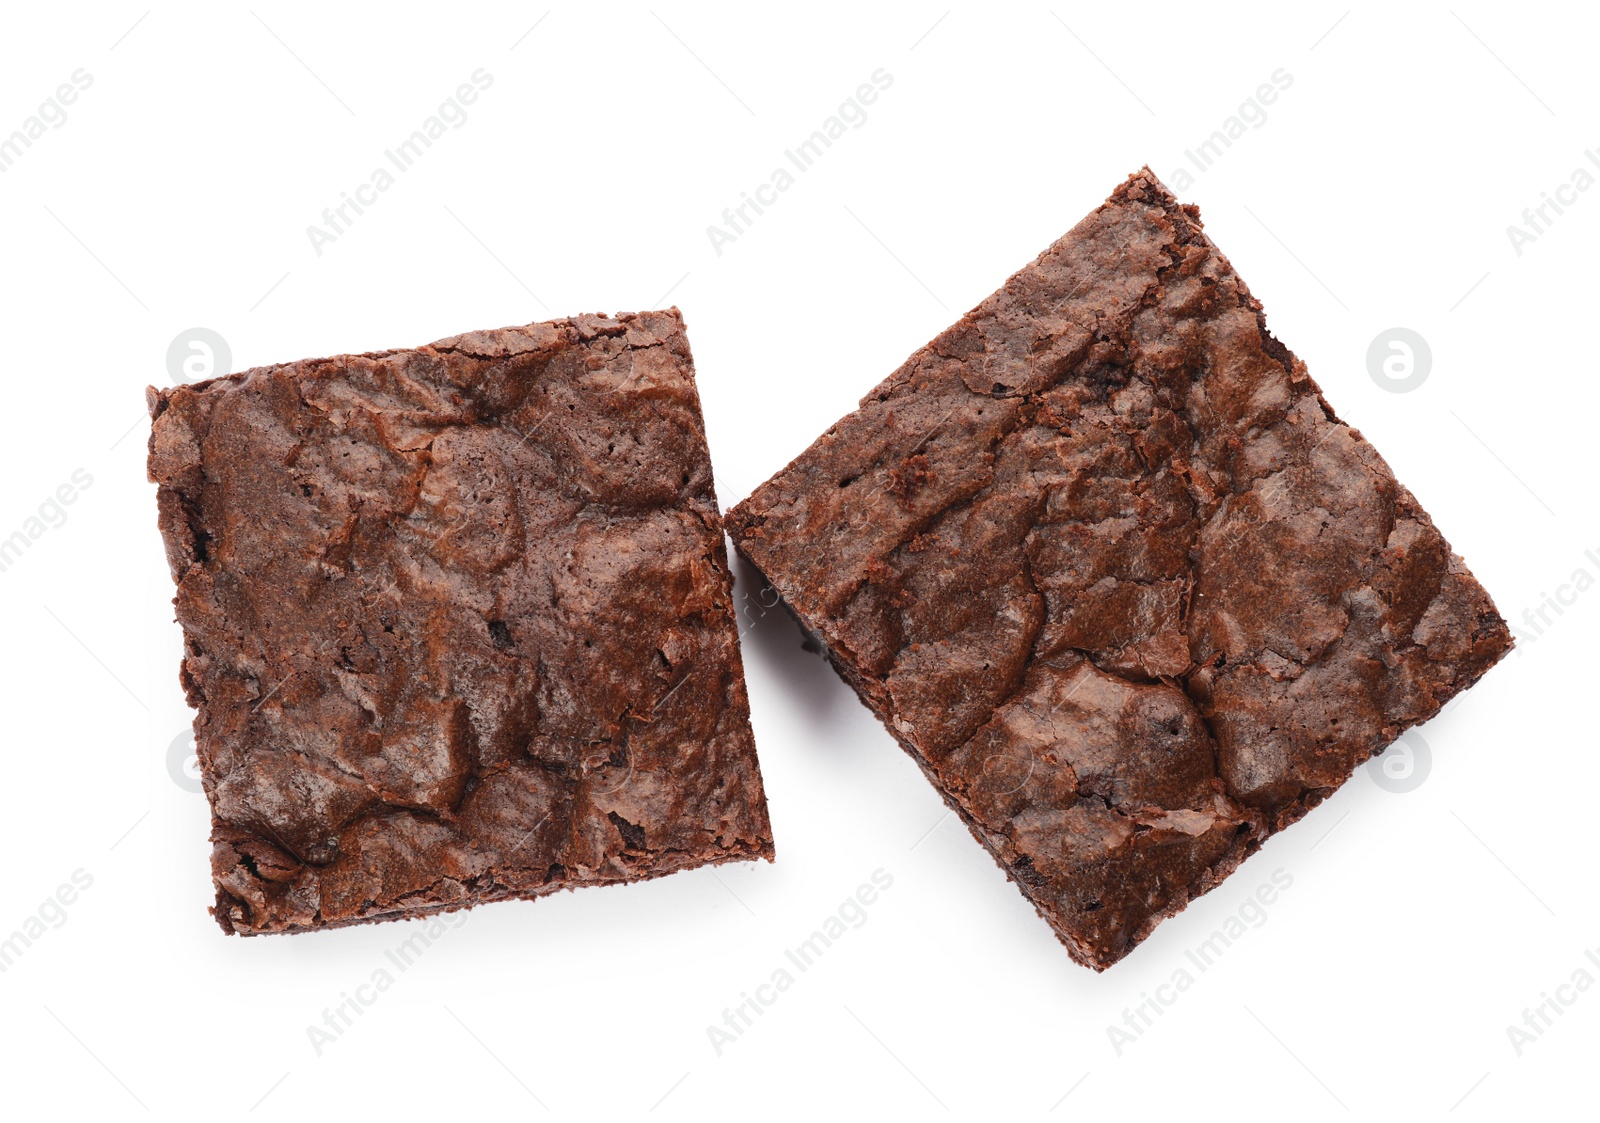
[727,170,1511,970]
[149,309,773,935]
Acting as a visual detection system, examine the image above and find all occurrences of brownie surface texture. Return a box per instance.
[149,309,773,934]
[727,170,1510,970]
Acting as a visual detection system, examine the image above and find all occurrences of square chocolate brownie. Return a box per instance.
[149,309,773,934]
[727,171,1510,970]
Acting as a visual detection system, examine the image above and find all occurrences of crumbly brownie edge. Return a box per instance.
[214,838,772,936]
[736,551,1260,971]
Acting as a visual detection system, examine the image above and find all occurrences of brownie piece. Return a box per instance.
[149,309,773,934]
[727,170,1511,970]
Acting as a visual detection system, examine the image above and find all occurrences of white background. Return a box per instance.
[0,2,1594,1119]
